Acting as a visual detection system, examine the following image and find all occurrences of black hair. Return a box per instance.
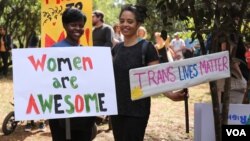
[119,4,148,24]
[93,10,104,22]
[62,8,87,25]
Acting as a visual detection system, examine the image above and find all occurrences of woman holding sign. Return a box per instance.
[111,4,185,141]
[49,8,95,141]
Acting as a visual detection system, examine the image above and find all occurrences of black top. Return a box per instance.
[112,40,159,117]
[0,34,12,51]
[158,46,168,63]
[93,24,114,47]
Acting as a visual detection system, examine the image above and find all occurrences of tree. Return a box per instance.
[93,0,136,26]
[0,0,41,48]
[152,0,250,141]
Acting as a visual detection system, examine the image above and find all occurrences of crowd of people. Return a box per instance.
[1,3,249,141]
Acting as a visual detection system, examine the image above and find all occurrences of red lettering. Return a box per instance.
[46,0,61,4]
[28,54,47,71]
[75,95,84,113]
[26,94,40,114]
[82,57,93,71]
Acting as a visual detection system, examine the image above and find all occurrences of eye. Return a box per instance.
[127,20,134,24]
[119,19,124,24]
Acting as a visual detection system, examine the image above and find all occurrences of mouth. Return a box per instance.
[121,28,130,34]
[73,32,82,37]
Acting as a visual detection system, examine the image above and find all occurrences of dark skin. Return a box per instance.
[63,21,85,45]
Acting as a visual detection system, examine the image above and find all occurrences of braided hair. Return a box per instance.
[119,4,148,24]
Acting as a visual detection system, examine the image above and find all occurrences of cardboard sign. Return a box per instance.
[194,103,250,141]
[129,51,230,100]
[12,47,117,120]
[41,0,93,47]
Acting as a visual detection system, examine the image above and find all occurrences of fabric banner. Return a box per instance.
[129,51,230,100]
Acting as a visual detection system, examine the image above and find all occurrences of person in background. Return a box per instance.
[49,7,96,141]
[137,26,147,41]
[154,31,174,63]
[92,10,114,48]
[28,31,39,48]
[216,34,247,104]
[24,120,46,132]
[0,26,12,78]
[25,30,46,132]
[111,4,186,141]
[170,32,189,61]
[112,23,124,47]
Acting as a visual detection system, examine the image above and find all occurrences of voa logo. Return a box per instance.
[226,129,246,136]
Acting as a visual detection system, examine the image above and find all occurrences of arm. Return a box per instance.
[104,26,114,47]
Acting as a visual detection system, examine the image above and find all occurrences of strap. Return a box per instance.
[141,40,149,66]
[113,42,124,60]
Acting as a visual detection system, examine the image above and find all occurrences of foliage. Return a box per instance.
[0,0,41,48]
[136,0,188,41]
[93,0,136,26]
[153,1,250,141]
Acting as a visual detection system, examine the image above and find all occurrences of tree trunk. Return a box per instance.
[209,81,221,141]
[237,0,249,32]
[221,78,230,125]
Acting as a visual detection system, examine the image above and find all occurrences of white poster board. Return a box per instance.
[12,47,117,120]
[194,103,250,141]
[129,51,230,100]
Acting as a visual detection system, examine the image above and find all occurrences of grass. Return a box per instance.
[0,70,211,141]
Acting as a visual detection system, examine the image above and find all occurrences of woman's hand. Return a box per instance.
[163,89,188,101]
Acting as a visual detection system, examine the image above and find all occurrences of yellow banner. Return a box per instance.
[41,0,92,47]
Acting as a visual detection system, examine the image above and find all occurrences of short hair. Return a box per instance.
[93,10,104,22]
[119,4,148,24]
[62,8,87,25]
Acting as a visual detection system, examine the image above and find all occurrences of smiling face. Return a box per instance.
[63,21,85,43]
[119,11,140,38]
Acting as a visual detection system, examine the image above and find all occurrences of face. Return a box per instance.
[175,35,179,39]
[64,21,85,43]
[221,42,227,51]
[155,35,163,44]
[137,29,145,38]
[115,25,121,32]
[92,14,99,26]
[0,27,6,35]
[119,11,140,38]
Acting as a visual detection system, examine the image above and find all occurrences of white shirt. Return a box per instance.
[170,38,185,60]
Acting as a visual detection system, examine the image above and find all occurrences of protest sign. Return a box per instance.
[129,51,230,100]
[41,0,92,47]
[12,47,117,120]
[194,103,250,141]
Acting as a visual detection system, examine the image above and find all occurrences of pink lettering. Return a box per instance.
[133,72,146,88]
